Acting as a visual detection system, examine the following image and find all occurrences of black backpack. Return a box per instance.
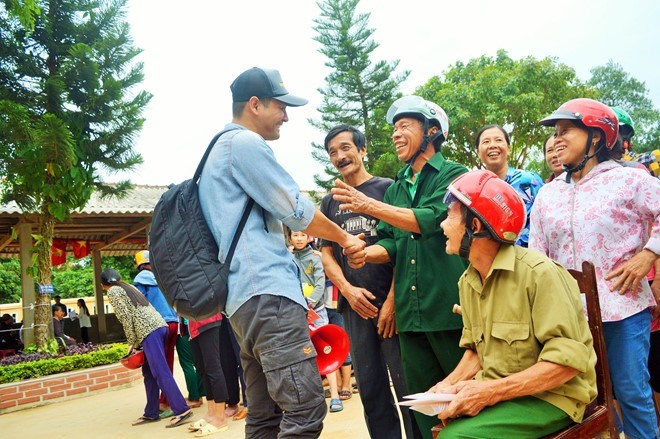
[149,129,254,320]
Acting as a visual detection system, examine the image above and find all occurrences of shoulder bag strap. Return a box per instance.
[224,198,254,266]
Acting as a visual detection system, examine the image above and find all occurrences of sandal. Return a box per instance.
[224,405,239,417]
[233,408,248,421]
[159,409,174,418]
[188,419,208,431]
[339,390,352,400]
[329,398,344,413]
[132,416,159,426]
[165,410,193,428]
[194,423,229,437]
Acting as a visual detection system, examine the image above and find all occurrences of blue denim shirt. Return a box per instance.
[198,123,315,317]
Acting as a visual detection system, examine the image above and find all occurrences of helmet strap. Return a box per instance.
[564,128,596,183]
[406,120,442,167]
[458,228,474,259]
[458,223,492,259]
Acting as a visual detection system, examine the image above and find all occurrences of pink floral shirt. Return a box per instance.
[529,161,660,322]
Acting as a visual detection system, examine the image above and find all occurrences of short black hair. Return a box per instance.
[474,125,510,149]
[324,124,366,152]
[53,295,61,300]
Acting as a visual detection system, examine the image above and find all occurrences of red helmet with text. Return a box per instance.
[445,170,525,244]
[539,98,619,150]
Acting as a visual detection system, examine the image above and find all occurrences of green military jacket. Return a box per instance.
[377,152,468,332]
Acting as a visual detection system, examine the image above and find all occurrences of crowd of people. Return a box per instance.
[6,65,658,439]
[187,66,658,439]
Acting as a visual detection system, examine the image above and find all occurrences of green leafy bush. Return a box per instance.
[0,343,127,384]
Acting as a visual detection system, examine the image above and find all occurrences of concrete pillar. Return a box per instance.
[92,249,106,341]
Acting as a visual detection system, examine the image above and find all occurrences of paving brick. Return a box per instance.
[89,383,109,392]
[0,386,20,396]
[110,378,132,387]
[0,399,18,409]
[50,383,72,392]
[25,388,48,398]
[0,392,22,401]
[73,379,94,389]
[66,374,88,383]
[88,370,109,379]
[43,391,65,401]
[17,382,41,392]
[66,387,87,396]
[17,396,40,405]
[95,375,115,384]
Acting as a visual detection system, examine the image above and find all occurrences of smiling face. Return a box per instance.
[476,127,510,174]
[553,120,599,167]
[327,131,366,179]
[392,117,425,162]
[257,98,289,141]
[289,230,309,251]
[440,202,466,256]
[544,136,563,176]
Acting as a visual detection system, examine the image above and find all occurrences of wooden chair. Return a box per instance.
[542,260,618,438]
[431,261,618,439]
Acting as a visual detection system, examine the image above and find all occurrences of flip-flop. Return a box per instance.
[329,398,343,413]
[194,423,229,437]
[159,409,174,418]
[132,416,160,426]
[165,410,193,428]
[188,419,208,431]
[233,408,248,421]
[339,390,352,400]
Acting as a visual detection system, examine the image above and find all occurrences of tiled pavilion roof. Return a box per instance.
[0,185,169,258]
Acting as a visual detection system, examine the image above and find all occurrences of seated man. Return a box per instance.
[431,169,597,438]
[0,314,23,351]
[53,307,75,347]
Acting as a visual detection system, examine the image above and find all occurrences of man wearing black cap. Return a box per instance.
[197,67,367,437]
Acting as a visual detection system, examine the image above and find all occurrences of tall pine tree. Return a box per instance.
[0,0,151,348]
[311,0,409,189]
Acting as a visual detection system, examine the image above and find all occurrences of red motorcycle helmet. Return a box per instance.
[120,349,144,370]
[539,98,619,150]
[445,170,525,244]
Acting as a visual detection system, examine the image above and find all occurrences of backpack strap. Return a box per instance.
[193,128,236,181]
[193,129,254,267]
[224,198,254,267]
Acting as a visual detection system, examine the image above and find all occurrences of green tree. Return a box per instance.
[0,0,151,348]
[416,50,595,172]
[589,60,660,152]
[0,258,22,304]
[311,0,409,188]
[51,255,135,298]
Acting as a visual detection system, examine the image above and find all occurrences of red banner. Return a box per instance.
[71,240,90,259]
[51,239,68,266]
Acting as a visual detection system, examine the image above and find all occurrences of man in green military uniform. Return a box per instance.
[332,96,468,437]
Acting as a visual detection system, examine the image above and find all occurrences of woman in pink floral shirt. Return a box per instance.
[529,98,660,439]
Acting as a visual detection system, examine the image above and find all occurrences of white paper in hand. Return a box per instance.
[397,392,456,416]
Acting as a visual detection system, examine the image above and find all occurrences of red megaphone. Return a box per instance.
[309,323,350,376]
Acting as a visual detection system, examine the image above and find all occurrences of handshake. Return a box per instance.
[341,232,368,269]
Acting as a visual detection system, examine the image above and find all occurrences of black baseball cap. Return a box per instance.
[230,67,308,107]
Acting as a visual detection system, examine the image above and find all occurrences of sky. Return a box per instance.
[110,0,660,190]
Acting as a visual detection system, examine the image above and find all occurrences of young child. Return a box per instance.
[289,229,344,413]
[289,229,328,327]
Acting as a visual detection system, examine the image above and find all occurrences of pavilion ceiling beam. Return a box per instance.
[92,217,152,251]
[0,233,14,252]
